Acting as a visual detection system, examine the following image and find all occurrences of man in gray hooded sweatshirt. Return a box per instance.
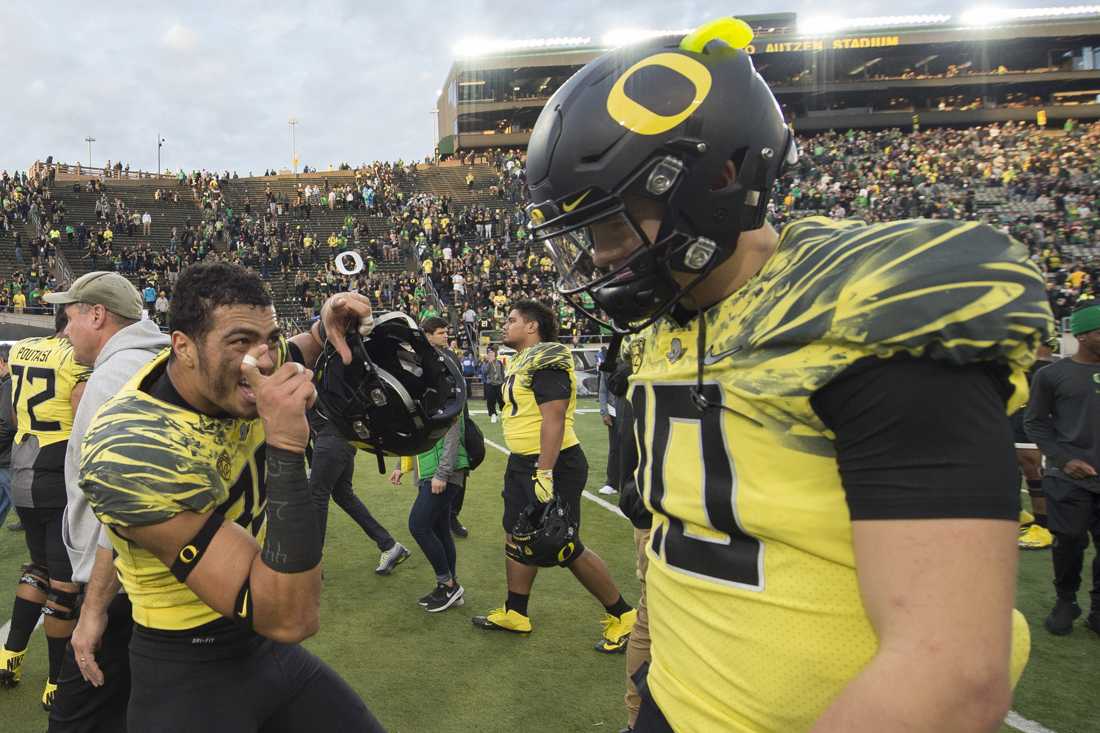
[43,272,169,732]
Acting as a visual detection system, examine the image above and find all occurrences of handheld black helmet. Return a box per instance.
[313,312,466,462]
[510,497,580,567]
[525,18,797,333]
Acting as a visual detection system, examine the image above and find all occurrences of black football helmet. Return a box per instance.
[509,497,581,568]
[313,312,466,463]
[525,18,798,333]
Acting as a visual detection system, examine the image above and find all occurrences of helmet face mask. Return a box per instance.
[530,154,724,332]
[525,27,797,333]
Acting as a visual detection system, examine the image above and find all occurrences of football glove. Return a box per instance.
[533,468,554,503]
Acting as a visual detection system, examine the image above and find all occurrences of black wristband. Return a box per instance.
[261,446,321,573]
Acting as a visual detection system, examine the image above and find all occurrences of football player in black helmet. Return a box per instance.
[527,17,1052,733]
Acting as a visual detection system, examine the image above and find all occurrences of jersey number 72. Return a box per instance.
[10,364,62,432]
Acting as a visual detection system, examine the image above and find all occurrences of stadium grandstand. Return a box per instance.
[437,6,1100,152]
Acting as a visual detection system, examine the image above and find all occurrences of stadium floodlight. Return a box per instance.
[959,6,1009,26]
[798,14,951,35]
[959,4,1100,26]
[452,36,591,57]
[601,28,692,49]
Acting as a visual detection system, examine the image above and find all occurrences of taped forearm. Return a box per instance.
[262,447,322,573]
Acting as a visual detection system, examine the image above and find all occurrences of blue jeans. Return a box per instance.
[408,478,459,583]
[0,467,10,527]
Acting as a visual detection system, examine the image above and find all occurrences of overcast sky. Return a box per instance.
[0,0,1043,175]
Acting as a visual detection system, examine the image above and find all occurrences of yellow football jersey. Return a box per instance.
[630,217,1051,732]
[10,336,91,508]
[502,341,579,456]
[79,347,288,631]
[10,336,90,448]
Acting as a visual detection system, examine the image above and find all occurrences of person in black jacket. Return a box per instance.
[0,344,14,527]
[1025,304,1100,637]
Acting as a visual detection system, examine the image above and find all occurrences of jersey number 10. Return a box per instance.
[631,383,763,591]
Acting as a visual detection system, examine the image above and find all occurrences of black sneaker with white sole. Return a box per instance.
[423,583,465,613]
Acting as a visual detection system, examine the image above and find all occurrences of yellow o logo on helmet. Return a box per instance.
[606,53,712,136]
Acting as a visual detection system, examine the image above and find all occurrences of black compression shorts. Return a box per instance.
[503,445,588,534]
[17,506,73,583]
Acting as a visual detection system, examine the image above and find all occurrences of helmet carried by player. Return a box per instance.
[525,18,798,333]
[313,312,466,463]
[508,497,581,567]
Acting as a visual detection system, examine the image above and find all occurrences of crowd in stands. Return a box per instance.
[2,125,1098,345]
[771,121,1100,324]
[0,169,63,314]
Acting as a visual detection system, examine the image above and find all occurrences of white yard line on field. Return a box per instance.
[1005,711,1060,733]
[483,437,625,518]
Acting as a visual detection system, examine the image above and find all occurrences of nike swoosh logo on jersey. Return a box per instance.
[702,344,743,365]
[561,190,590,212]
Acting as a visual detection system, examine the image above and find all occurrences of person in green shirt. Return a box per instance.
[388,316,469,612]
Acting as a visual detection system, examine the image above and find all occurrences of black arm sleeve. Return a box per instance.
[261,447,322,573]
[810,357,1020,522]
[1023,366,1071,468]
[531,370,571,405]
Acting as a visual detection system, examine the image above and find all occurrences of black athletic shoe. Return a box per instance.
[451,516,468,539]
[1085,612,1100,637]
[1044,598,1082,636]
[423,583,465,613]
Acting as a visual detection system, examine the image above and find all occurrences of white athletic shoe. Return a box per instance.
[598,485,616,496]
[490,414,498,423]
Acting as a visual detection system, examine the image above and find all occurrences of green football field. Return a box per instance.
[0,404,1096,732]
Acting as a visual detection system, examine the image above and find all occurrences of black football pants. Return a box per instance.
[310,424,395,552]
[48,593,133,733]
[1044,475,1100,608]
[126,636,384,732]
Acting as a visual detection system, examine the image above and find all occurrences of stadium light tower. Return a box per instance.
[84,136,96,168]
[157,134,166,175]
[289,117,299,174]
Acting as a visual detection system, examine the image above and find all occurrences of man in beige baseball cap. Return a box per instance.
[45,272,144,327]
[43,271,169,729]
